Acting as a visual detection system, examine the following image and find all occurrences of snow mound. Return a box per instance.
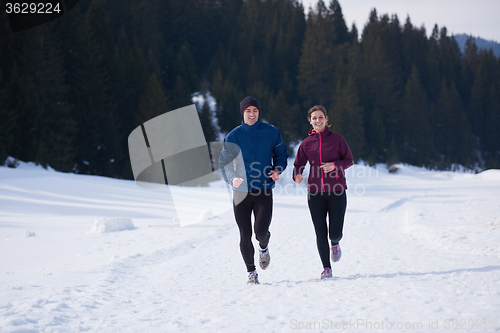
[89,217,136,234]
[2,156,55,172]
[24,231,36,238]
[476,169,500,181]
[199,209,215,220]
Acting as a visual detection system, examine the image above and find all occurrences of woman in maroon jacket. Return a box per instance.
[293,105,354,279]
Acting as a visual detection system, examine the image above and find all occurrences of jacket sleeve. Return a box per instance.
[272,132,289,173]
[333,135,354,172]
[218,137,239,185]
[292,142,308,181]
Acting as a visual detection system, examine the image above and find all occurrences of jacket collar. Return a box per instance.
[241,119,261,130]
[308,126,331,137]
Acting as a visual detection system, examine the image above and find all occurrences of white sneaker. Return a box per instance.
[259,246,270,270]
[247,270,259,284]
[320,268,332,279]
[331,244,341,262]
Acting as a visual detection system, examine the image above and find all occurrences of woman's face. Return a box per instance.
[309,110,327,133]
[243,106,259,126]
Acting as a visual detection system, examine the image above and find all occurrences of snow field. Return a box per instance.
[1,161,499,332]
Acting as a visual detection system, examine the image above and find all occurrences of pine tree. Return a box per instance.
[386,136,399,166]
[268,0,305,96]
[265,0,284,90]
[267,89,300,147]
[484,84,500,164]
[360,13,401,146]
[128,0,163,68]
[401,65,430,165]
[472,50,499,159]
[350,23,358,42]
[425,25,442,103]
[236,0,265,82]
[175,41,199,96]
[6,62,40,164]
[0,15,15,164]
[467,62,487,140]
[199,100,218,143]
[0,66,16,163]
[460,36,479,105]
[331,76,366,160]
[438,27,462,87]
[168,41,199,110]
[401,16,428,89]
[449,82,473,167]
[287,0,307,75]
[69,5,117,176]
[366,107,386,165]
[211,68,242,133]
[436,79,472,167]
[297,0,336,107]
[171,75,193,111]
[328,0,350,45]
[109,26,137,175]
[385,14,405,90]
[485,81,500,168]
[197,0,241,72]
[127,40,150,109]
[1,17,45,164]
[22,22,76,171]
[136,72,169,125]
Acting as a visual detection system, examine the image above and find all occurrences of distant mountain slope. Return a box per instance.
[454,33,500,57]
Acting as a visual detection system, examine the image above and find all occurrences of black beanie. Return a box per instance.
[240,96,260,115]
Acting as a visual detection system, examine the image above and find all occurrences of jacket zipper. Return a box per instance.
[319,132,325,192]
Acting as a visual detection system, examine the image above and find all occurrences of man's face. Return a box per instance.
[243,106,259,126]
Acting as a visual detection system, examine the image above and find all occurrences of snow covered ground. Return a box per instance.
[1,161,499,332]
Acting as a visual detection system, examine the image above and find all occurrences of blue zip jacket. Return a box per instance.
[219,120,289,192]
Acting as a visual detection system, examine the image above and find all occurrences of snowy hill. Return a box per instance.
[1,161,500,332]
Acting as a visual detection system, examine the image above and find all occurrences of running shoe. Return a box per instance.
[331,244,342,262]
[259,246,270,270]
[248,270,260,284]
[320,268,332,279]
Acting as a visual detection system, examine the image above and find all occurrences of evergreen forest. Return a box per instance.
[1,0,499,180]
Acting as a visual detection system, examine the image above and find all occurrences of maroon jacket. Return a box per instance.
[293,127,354,193]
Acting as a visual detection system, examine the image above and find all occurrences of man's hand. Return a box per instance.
[268,169,280,181]
[232,177,244,188]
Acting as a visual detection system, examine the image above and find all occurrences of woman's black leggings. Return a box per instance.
[233,190,273,272]
[307,191,347,269]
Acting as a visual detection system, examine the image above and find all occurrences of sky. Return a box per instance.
[300,0,500,42]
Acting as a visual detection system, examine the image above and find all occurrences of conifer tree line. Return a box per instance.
[1,0,499,180]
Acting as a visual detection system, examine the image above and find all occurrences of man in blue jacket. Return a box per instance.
[219,96,289,284]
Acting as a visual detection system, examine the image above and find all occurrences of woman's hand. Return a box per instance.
[321,162,336,173]
[294,174,303,184]
[232,177,244,188]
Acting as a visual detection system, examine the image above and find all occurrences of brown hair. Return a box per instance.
[307,105,331,127]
